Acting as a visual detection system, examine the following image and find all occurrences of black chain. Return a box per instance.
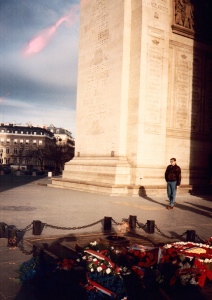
[195,233,205,243]
[18,239,33,255]
[44,219,103,230]
[111,218,127,226]
[16,222,33,232]
[155,224,187,240]
[136,220,147,229]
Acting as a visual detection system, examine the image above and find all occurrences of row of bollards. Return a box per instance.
[103,217,196,242]
[103,216,155,233]
[0,219,197,247]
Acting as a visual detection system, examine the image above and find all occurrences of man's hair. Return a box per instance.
[170,158,176,161]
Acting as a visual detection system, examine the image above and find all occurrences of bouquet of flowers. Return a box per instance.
[159,242,212,287]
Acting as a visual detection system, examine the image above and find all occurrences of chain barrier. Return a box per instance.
[136,220,147,229]
[154,224,187,240]
[16,222,33,232]
[17,223,34,255]
[195,233,205,243]
[18,239,33,255]
[44,219,103,231]
[1,219,206,254]
[112,218,128,226]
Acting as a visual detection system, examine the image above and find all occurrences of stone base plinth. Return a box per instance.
[50,156,132,196]
[49,175,210,196]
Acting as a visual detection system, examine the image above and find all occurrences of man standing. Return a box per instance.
[165,158,181,210]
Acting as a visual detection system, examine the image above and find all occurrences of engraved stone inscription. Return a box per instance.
[143,0,169,14]
[174,51,192,129]
[191,55,203,132]
[83,0,110,136]
[145,40,163,134]
[204,60,212,132]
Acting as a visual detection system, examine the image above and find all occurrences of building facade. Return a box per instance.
[0,123,55,169]
[47,124,75,146]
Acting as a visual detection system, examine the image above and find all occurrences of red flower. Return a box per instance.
[132,265,144,277]
[133,250,140,257]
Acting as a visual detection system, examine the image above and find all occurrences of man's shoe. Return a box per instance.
[167,206,173,210]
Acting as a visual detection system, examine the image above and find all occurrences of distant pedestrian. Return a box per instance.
[165,158,181,210]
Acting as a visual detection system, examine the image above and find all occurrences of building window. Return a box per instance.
[15,131,18,134]
[39,140,42,145]
[34,132,37,135]
[6,148,9,154]
[26,140,29,144]
[14,139,17,144]
[0,148,3,153]
[1,138,4,143]
[6,138,10,143]
[21,131,23,134]
[1,129,5,133]
[14,148,18,154]
[20,139,23,144]
[33,140,37,144]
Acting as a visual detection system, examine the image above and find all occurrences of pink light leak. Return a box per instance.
[22,4,79,57]
[0,92,10,103]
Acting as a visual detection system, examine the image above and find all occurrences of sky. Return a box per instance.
[0,0,80,137]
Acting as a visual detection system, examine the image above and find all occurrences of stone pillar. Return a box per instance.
[51,0,212,196]
[127,0,171,192]
[54,0,132,195]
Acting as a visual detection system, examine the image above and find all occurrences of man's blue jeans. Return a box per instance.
[167,181,177,207]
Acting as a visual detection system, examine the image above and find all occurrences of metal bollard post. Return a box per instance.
[8,227,18,247]
[0,223,6,238]
[186,230,196,242]
[104,217,112,231]
[129,215,137,230]
[33,220,42,235]
[147,220,155,234]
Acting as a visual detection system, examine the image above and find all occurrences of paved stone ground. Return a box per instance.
[0,174,212,299]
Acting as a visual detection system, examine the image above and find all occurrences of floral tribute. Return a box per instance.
[160,241,212,287]
[18,239,212,299]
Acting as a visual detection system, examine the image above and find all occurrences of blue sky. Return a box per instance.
[0,0,80,136]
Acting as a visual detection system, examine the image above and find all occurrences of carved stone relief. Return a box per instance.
[173,0,212,43]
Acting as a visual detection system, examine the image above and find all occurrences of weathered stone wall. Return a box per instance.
[53,0,212,195]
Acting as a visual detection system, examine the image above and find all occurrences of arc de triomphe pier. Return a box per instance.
[52,0,212,196]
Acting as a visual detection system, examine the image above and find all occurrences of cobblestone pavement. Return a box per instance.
[0,174,212,299]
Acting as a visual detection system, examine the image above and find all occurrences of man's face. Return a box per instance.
[170,159,176,166]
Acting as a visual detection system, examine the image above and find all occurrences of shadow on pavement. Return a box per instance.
[185,202,212,213]
[138,187,212,219]
[0,173,49,193]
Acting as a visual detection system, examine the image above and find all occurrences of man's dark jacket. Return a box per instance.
[165,164,181,186]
